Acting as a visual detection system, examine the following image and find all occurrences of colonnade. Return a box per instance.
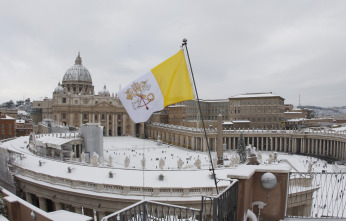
[146,124,346,160]
[23,189,108,220]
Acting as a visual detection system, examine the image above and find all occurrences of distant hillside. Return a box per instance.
[298,105,346,118]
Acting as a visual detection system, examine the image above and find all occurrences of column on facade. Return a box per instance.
[337,141,340,159]
[25,192,32,204]
[98,211,106,220]
[38,196,47,211]
[191,136,195,150]
[122,114,127,136]
[261,137,264,151]
[332,140,335,157]
[55,202,63,210]
[202,137,207,152]
[114,114,118,136]
[75,207,82,214]
[307,138,310,154]
[80,113,82,126]
[112,114,115,136]
[318,139,321,155]
[106,114,109,136]
[270,137,274,151]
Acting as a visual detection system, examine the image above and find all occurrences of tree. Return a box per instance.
[237,133,247,163]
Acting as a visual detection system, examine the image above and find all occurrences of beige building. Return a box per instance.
[152,93,287,130]
[229,92,285,129]
[32,53,143,137]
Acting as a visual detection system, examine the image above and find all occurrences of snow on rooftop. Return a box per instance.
[232,120,250,123]
[2,135,344,202]
[231,92,280,99]
[18,110,29,115]
[35,136,79,147]
[1,115,15,120]
[223,122,233,125]
[49,210,92,221]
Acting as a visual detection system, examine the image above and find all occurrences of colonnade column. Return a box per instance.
[38,196,47,211]
[75,207,83,214]
[98,211,106,220]
[25,192,32,204]
[55,202,63,210]
[270,137,273,151]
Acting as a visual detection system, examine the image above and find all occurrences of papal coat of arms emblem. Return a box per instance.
[125,80,155,110]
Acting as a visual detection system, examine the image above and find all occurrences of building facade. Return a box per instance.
[229,92,285,129]
[0,113,15,140]
[32,53,143,137]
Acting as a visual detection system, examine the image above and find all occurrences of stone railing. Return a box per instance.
[13,167,225,198]
[148,122,346,137]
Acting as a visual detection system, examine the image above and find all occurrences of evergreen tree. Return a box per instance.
[237,133,247,163]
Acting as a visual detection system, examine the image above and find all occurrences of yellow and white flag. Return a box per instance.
[118,49,195,123]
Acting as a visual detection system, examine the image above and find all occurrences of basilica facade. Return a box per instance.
[32,53,144,137]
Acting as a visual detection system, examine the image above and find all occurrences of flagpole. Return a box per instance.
[182,38,219,194]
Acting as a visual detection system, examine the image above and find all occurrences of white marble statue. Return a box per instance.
[177,157,184,169]
[80,152,85,163]
[195,157,201,169]
[159,158,165,169]
[124,156,130,168]
[108,155,113,166]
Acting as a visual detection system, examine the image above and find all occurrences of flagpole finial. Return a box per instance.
[182,38,187,46]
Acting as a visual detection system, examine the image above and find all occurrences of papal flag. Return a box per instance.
[118,49,195,123]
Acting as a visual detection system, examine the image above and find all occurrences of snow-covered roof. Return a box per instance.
[18,110,29,115]
[49,210,92,221]
[232,120,250,123]
[223,122,233,125]
[287,118,305,122]
[35,136,79,149]
[0,115,15,120]
[230,92,281,99]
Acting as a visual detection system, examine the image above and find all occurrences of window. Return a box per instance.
[74,100,78,104]
[83,114,87,120]
[95,101,98,104]
[62,98,66,103]
[62,113,66,120]
[1,124,4,128]
[102,114,105,120]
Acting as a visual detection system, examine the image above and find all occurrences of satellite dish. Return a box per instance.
[261,172,277,191]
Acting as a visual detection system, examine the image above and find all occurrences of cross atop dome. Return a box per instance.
[75,52,82,65]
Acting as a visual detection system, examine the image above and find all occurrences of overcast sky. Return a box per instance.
[1,0,345,107]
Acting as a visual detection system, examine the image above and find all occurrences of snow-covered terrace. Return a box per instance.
[1,136,295,201]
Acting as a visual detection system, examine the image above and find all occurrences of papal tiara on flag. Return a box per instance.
[118,49,195,123]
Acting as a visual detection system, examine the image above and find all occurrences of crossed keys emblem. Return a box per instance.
[125,80,155,110]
